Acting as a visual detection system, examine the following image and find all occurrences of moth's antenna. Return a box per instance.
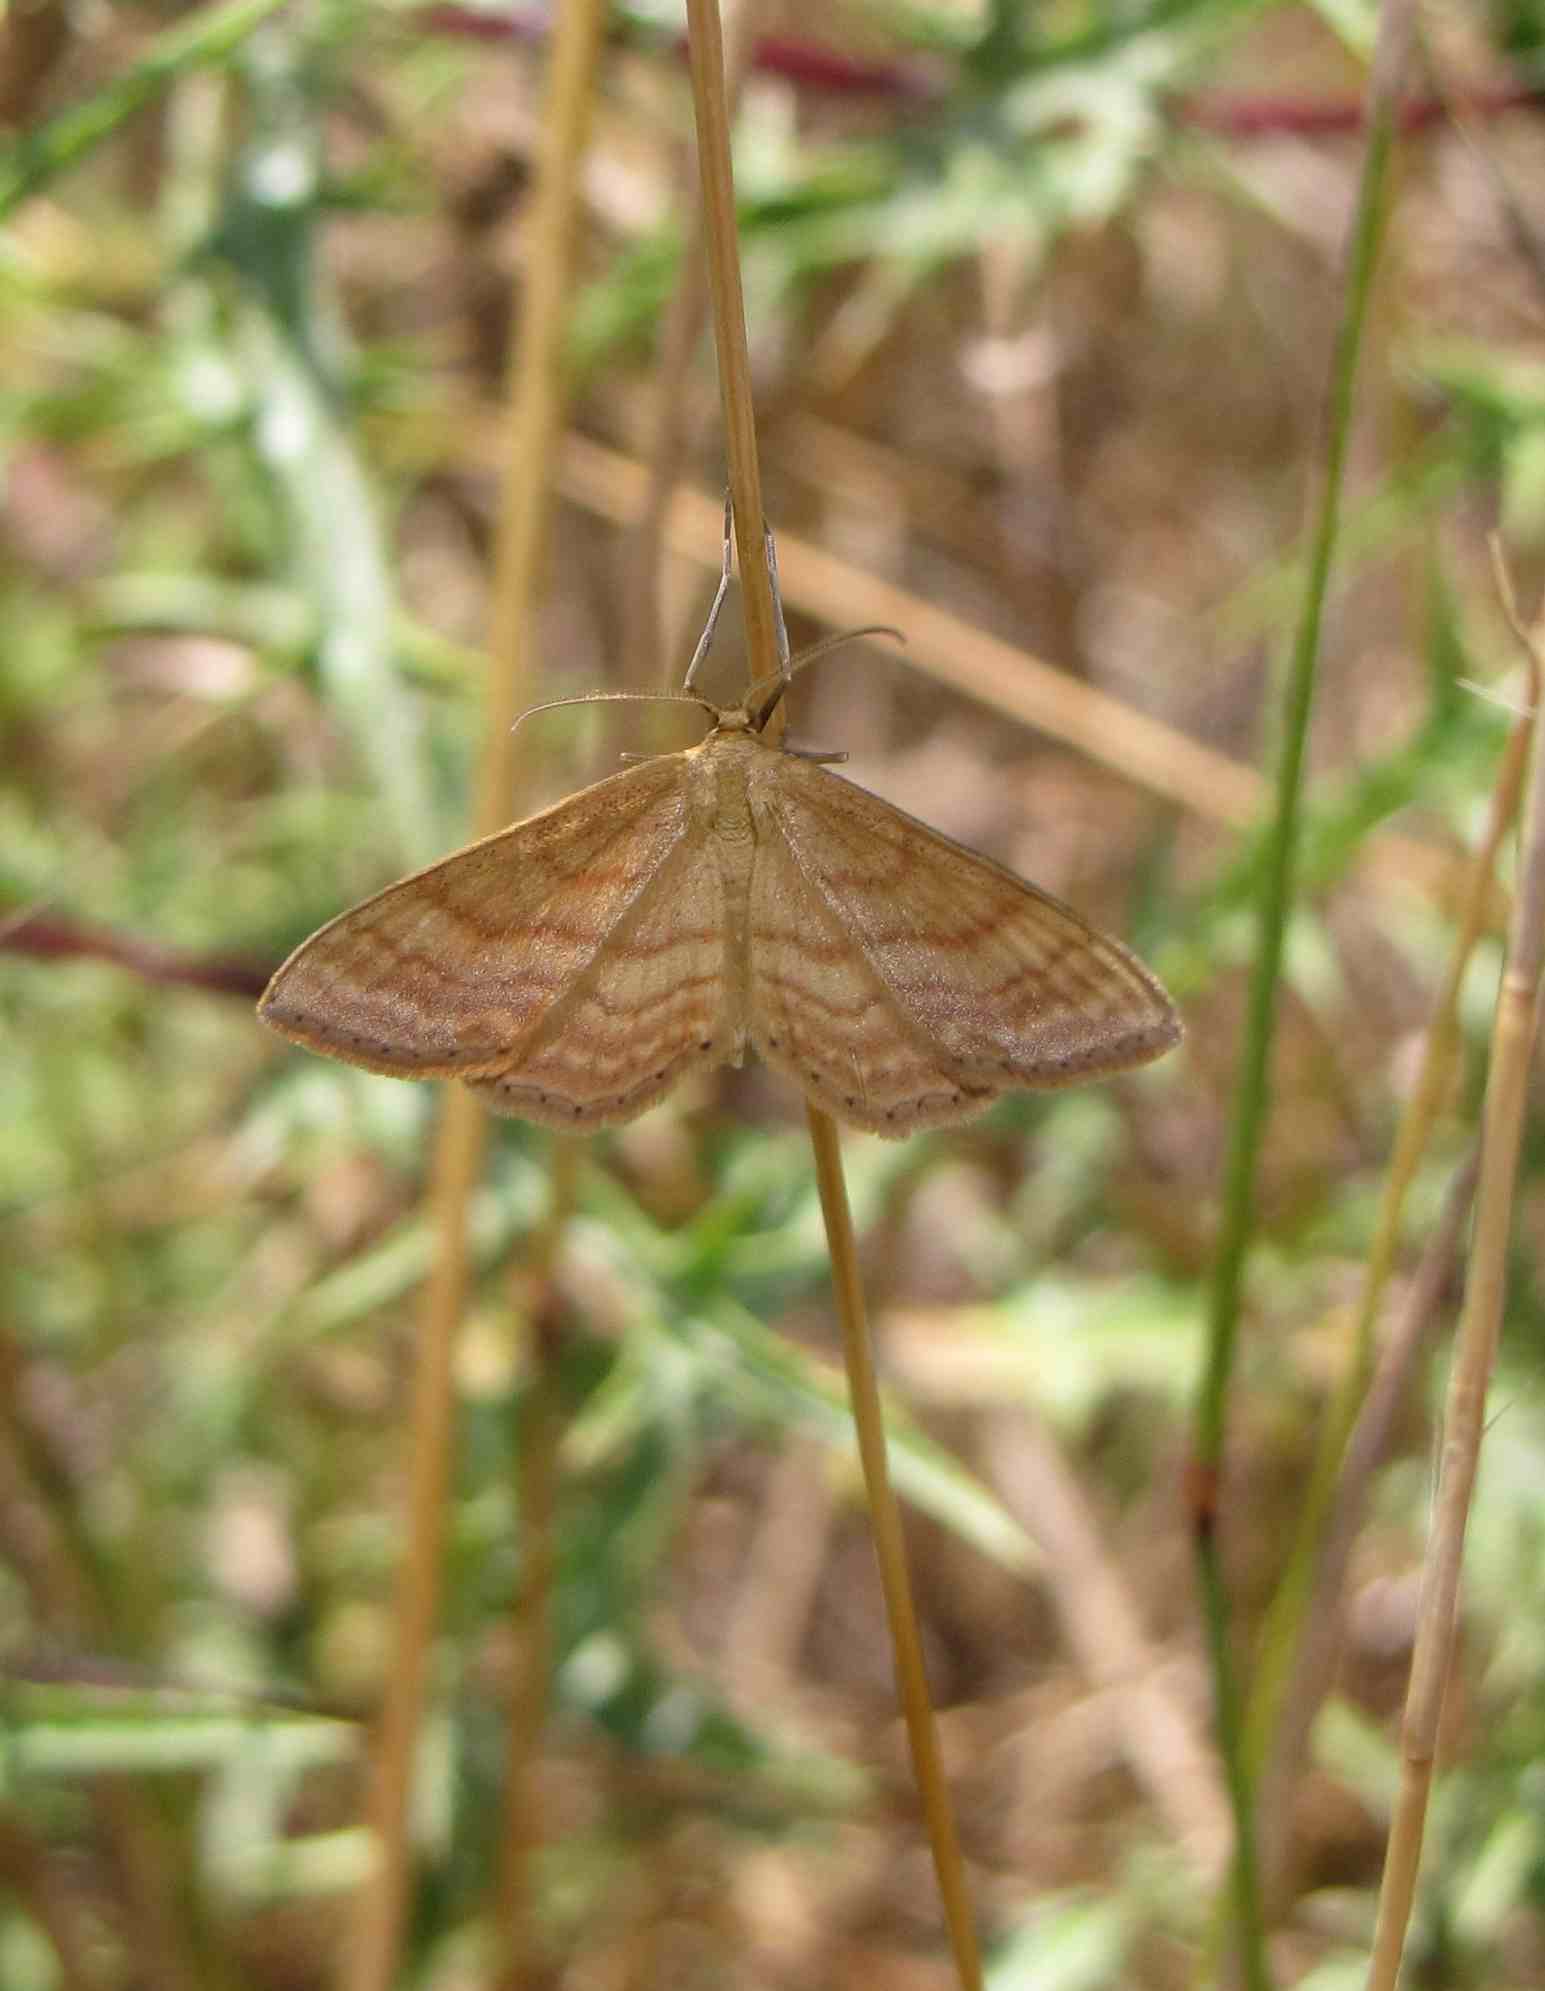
[789,623,905,678]
[746,625,906,729]
[512,689,720,736]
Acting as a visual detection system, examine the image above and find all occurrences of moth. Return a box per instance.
[259,668,1181,1136]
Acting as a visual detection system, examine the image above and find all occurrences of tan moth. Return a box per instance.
[259,663,1181,1136]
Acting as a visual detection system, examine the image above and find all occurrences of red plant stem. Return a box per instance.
[4,912,273,1000]
[1178,82,1542,136]
[422,9,1541,134]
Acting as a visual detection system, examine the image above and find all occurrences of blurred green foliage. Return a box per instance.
[4,1,1545,1986]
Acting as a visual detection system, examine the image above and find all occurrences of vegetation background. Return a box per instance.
[4,0,1545,1986]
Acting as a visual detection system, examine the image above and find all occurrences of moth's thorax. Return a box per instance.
[686,725,773,1028]
[690,723,772,853]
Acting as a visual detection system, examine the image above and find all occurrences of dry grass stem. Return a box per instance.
[1258,1147,1478,1909]
[565,437,1256,816]
[339,9,608,1990]
[495,1134,580,1987]
[684,3,982,1981]
[722,1436,837,1697]
[342,1098,485,1991]
[807,1105,984,1991]
[1367,567,1545,1990]
[1249,626,1537,1893]
[550,434,1471,907]
[395,401,1482,906]
[983,1413,1231,1879]
[684,0,781,686]
[624,0,761,694]
[0,1342,213,1991]
[0,1354,102,1635]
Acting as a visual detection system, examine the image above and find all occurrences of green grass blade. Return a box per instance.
[0,0,292,220]
[1190,22,1405,1987]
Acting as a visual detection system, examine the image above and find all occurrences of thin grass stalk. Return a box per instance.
[0,1343,215,1991]
[0,1332,105,1634]
[494,1134,581,1988]
[683,0,781,681]
[806,1107,984,1991]
[493,1323,561,1988]
[1249,686,1534,1899]
[341,1102,485,1991]
[682,7,982,1984]
[0,0,290,217]
[339,9,607,1990]
[1365,584,1545,1990]
[981,1413,1231,1878]
[1256,1144,1478,1913]
[1191,5,1413,1983]
[625,0,761,696]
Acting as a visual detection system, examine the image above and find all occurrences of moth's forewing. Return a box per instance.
[258,756,693,1081]
[743,749,1180,1134]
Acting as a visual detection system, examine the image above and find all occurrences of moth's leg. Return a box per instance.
[763,524,792,679]
[782,745,848,764]
[684,492,736,692]
[689,498,795,721]
[739,523,798,730]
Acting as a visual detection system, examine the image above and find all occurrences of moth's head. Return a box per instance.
[734,671,792,735]
[694,674,787,739]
